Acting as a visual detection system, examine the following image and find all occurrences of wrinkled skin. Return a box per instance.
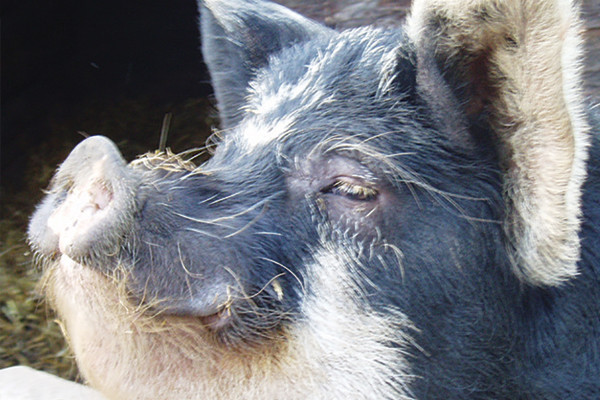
[28,0,600,399]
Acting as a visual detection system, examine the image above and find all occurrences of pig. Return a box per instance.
[27,0,600,398]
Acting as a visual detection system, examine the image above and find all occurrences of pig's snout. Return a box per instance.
[28,136,139,263]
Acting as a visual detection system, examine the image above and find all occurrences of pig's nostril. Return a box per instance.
[91,181,113,210]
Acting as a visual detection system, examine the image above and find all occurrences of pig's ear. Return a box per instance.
[407,0,590,286]
[199,0,333,128]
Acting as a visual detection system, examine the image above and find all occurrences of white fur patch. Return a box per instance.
[235,115,296,151]
[297,244,415,399]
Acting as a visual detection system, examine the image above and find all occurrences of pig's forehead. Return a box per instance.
[236,27,414,151]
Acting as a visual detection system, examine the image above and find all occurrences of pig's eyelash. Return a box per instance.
[321,178,379,202]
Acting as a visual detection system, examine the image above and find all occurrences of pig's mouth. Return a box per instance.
[198,307,233,330]
[149,289,237,330]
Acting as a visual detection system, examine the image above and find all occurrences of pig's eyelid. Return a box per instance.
[321,178,379,202]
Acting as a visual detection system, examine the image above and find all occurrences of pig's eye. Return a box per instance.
[322,178,378,201]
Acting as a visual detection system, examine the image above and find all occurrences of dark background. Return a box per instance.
[2,0,214,223]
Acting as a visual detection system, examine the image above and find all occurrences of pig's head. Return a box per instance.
[28,0,589,399]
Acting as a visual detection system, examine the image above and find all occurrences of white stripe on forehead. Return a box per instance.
[237,59,330,150]
[236,31,401,151]
[235,114,296,151]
